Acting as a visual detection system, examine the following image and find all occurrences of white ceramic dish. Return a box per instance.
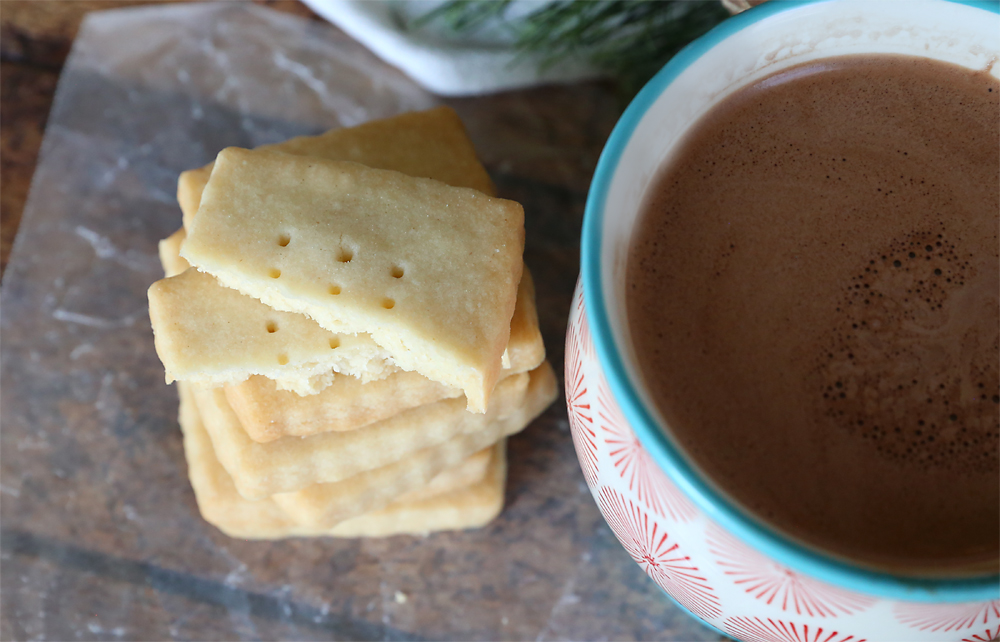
[299,0,600,95]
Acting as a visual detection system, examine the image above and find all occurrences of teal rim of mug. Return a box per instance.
[582,0,1000,604]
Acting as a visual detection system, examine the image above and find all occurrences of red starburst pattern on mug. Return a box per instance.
[598,486,721,620]
[895,600,1000,633]
[565,324,598,487]
[597,377,695,523]
[962,626,1000,642]
[706,524,875,617]
[724,616,866,642]
[573,287,595,359]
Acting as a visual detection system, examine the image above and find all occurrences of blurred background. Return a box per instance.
[1,0,759,281]
[1,1,326,280]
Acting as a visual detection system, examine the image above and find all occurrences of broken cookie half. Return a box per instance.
[182,147,524,413]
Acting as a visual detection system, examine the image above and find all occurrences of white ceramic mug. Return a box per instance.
[567,0,1000,638]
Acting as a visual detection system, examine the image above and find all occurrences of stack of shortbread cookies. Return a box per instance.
[148,108,556,539]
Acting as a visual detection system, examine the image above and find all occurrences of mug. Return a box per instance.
[567,0,1000,639]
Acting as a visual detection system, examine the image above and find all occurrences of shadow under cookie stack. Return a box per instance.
[148,108,557,539]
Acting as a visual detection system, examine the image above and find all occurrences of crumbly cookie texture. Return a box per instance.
[149,268,396,392]
[182,147,524,413]
[225,269,544,442]
[152,226,544,439]
[192,365,555,500]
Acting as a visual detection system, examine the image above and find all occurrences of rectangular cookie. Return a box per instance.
[268,431,511,529]
[193,373,509,529]
[181,148,524,413]
[158,228,189,277]
[179,383,507,539]
[225,269,545,442]
[151,227,542,407]
[329,444,505,539]
[192,364,555,500]
[267,365,554,527]
[391,445,494,504]
[159,108,514,398]
[149,268,396,393]
[178,106,495,229]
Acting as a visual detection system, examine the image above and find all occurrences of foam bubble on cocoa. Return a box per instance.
[627,54,999,574]
[815,226,999,472]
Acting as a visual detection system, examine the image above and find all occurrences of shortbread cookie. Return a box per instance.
[269,434,506,529]
[179,383,506,539]
[230,371,457,443]
[225,270,545,442]
[181,148,524,413]
[151,229,542,406]
[161,108,512,398]
[265,366,553,525]
[158,228,189,277]
[178,107,495,229]
[192,366,554,500]
[186,385,517,533]
[149,269,395,393]
[331,445,504,538]
[392,445,494,504]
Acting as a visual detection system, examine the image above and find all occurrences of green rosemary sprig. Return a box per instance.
[411,0,730,96]
[415,0,516,33]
